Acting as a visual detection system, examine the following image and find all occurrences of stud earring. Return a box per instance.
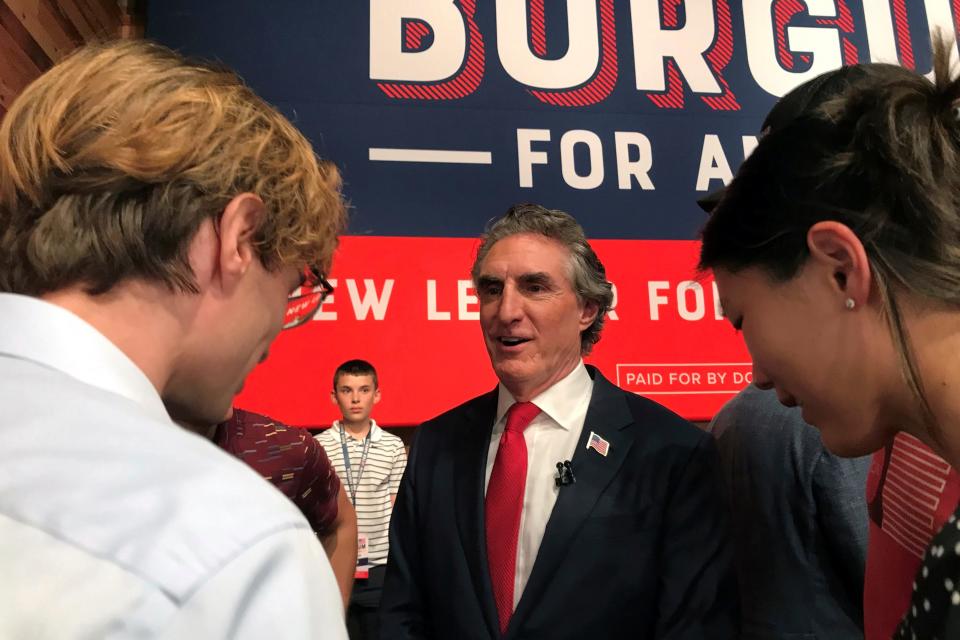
[845,298,856,310]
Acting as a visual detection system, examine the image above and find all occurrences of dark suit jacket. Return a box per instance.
[710,385,870,639]
[381,366,738,639]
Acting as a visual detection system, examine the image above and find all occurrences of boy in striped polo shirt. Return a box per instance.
[316,360,407,640]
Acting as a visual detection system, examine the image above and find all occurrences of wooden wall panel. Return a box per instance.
[0,0,141,118]
[0,10,45,109]
[74,0,120,36]
[4,0,85,61]
[0,1,50,67]
[56,0,100,40]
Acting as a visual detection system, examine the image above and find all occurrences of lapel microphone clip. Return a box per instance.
[555,460,576,487]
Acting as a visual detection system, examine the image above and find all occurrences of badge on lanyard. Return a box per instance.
[355,532,369,579]
[340,425,373,579]
[339,424,372,506]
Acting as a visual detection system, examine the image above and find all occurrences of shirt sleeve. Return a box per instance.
[811,449,870,613]
[159,527,347,640]
[389,440,407,496]
[896,506,960,638]
[295,435,342,537]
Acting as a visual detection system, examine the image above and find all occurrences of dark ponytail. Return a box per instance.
[699,34,960,444]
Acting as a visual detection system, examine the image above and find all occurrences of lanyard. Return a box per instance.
[339,424,372,506]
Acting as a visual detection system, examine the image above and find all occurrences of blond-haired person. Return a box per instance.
[0,40,347,638]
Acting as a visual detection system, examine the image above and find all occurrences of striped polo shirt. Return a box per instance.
[316,420,406,567]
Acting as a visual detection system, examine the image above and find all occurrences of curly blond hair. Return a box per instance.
[0,39,346,295]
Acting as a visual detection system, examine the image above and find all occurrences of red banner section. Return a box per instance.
[235,236,752,427]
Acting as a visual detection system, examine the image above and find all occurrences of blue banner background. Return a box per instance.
[148,2,943,239]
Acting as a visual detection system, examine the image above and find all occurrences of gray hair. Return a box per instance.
[471,203,614,355]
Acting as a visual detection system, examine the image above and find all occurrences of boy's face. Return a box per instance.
[331,373,380,425]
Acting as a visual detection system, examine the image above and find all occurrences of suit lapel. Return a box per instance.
[453,389,500,639]
[508,369,634,635]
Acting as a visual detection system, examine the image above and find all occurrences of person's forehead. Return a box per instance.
[336,373,375,387]
[714,268,776,301]
[713,268,746,294]
[480,233,570,275]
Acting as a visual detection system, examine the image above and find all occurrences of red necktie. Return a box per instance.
[485,401,541,635]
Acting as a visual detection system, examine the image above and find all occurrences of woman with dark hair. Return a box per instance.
[699,37,960,638]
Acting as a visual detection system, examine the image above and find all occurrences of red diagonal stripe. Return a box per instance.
[530,0,547,56]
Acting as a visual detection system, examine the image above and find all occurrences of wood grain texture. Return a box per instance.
[74,0,120,37]
[0,1,53,69]
[56,0,99,40]
[0,20,42,109]
[4,0,79,61]
[0,0,141,119]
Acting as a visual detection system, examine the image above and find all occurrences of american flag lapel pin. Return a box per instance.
[587,431,610,457]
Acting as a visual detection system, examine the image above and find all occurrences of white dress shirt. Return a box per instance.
[484,361,593,606]
[0,293,346,639]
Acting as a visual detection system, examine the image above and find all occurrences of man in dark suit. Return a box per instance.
[710,385,869,639]
[381,204,737,639]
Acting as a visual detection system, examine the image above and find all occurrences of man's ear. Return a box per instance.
[578,300,600,332]
[373,388,382,405]
[216,193,266,292]
[806,221,872,307]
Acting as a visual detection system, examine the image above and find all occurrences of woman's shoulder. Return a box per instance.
[896,504,960,638]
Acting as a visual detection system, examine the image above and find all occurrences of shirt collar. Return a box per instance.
[0,293,170,423]
[495,361,593,431]
[333,418,381,442]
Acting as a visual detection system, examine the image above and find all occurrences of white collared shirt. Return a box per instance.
[316,419,407,566]
[0,293,345,639]
[484,361,593,606]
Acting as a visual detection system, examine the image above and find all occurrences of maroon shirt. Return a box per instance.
[215,408,340,536]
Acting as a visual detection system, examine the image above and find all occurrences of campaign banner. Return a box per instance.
[147,1,959,425]
[235,235,749,425]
